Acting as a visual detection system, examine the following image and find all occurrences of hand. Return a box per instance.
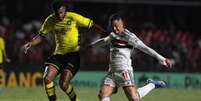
[23,42,32,54]
[162,58,174,68]
[5,58,11,63]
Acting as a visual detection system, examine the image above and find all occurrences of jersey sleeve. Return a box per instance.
[71,12,93,28]
[126,31,166,63]
[39,15,53,36]
[126,32,142,47]
[90,33,112,47]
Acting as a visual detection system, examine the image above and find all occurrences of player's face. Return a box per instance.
[112,19,125,34]
[55,6,66,21]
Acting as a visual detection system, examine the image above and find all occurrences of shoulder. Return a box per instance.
[110,32,117,38]
[67,12,79,15]
[125,29,134,35]
[124,29,137,37]
[47,13,54,20]
[67,12,82,18]
[44,13,54,23]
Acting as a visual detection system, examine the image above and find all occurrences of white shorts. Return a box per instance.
[101,70,134,87]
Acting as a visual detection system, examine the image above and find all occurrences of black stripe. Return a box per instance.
[48,95,57,101]
[68,87,74,95]
[112,44,133,49]
[46,86,55,89]
[78,33,81,46]
[87,20,92,28]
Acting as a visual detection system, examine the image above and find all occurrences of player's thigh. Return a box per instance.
[59,69,73,84]
[59,57,79,84]
[63,52,80,76]
[123,85,139,101]
[43,65,59,83]
[99,84,114,97]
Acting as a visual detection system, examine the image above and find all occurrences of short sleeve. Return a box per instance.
[71,12,93,28]
[39,15,53,36]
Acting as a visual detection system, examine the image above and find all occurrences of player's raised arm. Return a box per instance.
[23,13,53,54]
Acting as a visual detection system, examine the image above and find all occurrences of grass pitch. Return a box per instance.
[0,87,201,101]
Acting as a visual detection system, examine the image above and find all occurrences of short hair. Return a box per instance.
[51,0,69,11]
[107,13,124,32]
[109,13,122,23]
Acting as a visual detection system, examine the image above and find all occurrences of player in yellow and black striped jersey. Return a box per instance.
[23,0,107,101]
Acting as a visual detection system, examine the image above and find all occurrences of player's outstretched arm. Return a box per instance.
[135,40,174,68]
[23,34,42,54]
[88,35,111,48]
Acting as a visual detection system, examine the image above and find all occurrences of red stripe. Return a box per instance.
[113,39,128,45]
[123,72,128,80]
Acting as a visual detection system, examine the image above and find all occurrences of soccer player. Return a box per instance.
[23,0,106,101]
[89,14,174,101]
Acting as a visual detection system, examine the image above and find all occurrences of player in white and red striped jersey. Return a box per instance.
[89,14,174,101]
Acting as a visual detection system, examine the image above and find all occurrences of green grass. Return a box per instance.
[0,87,201,101]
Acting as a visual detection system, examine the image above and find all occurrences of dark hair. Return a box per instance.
[109,13,122,24]
[107,13,124,32]
[51,0,69,11]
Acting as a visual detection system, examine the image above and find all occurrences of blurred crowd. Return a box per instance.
[0,1,200,72]
[136,29,201,72]
[0,18,48,65]
[1,16,200,73]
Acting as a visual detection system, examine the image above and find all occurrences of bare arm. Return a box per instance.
[92,23,108,36]
[23,34,43,54]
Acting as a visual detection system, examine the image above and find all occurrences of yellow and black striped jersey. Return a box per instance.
[39,12,93,55]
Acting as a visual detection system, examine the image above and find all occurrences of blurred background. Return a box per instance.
[0,0,201,100]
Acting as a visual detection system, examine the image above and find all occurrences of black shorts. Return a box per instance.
[45,52,80,76]
[0,64,2,69]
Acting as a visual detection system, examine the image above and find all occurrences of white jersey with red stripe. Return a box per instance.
[91,29,167,87]
[109,29,136,72]
[91,29,166,72]
[108,29,166,72]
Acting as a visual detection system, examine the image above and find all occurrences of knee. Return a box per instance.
[99,93,110,101]
[59,82,69,91]
[98,93,102,100]
[98,89,109,100]
[129,95,140,101]
[98,89,104,99]
[43,75,52,84]
[98,91,110,101]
